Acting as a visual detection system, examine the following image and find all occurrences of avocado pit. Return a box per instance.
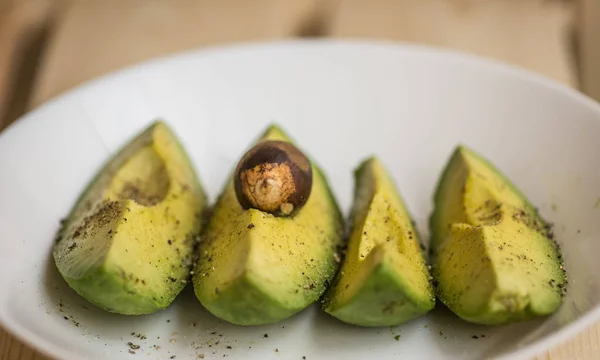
[234,140,312,217]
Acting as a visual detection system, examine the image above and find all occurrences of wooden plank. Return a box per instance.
[329,0,578,88]
[577,0,600,101]
[0,0,53,130]
[28,0,320,108]
[0,328,47,360]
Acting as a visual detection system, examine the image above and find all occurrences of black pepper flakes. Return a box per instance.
[472,335,479,339]
[247,223,255,229]
[263,333,268,338]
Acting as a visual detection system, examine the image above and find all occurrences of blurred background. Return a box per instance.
[1,0,598,132]
[0,0,599,359]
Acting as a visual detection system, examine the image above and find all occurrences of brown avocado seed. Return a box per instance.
[234,140,312,217]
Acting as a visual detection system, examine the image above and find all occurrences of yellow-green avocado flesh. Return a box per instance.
[429,145,566,325]
[53,121,207,315]
[192,125,344,325]
[321,157,435,326]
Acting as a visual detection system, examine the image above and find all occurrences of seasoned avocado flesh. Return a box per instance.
[53,122,207,315]
[192,126,343,325]
[430,146,566,325]
[321,158,435,326]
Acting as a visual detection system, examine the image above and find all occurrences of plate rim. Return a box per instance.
[1,38,599,360]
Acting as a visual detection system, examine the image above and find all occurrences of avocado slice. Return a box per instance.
[321,157,435,326]
[53,121,207,315]
[429,145,566,325]
[192,125,344,325]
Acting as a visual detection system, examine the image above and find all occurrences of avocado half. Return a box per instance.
[53,121,207,315]
[429,145,566,325]
[321,157,435,326]
[192,125,344,325]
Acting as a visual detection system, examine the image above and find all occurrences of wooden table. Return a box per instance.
[1,0,598,359]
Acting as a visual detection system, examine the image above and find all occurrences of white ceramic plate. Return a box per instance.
[1,40,599,360]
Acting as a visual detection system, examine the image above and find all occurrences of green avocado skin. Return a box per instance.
[63,266,165,315]
[429,145,566,326]
[201,273,300,325]
[325,251,432,327]
[192,124,344,326]
[321,157,435,327]
[53,121,207,315]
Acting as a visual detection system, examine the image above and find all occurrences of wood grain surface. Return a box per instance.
[27,0,323,109]
[577,0,600,102]
[0,0,53,130]
[1,0,599,359]
[329,0,578,87]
